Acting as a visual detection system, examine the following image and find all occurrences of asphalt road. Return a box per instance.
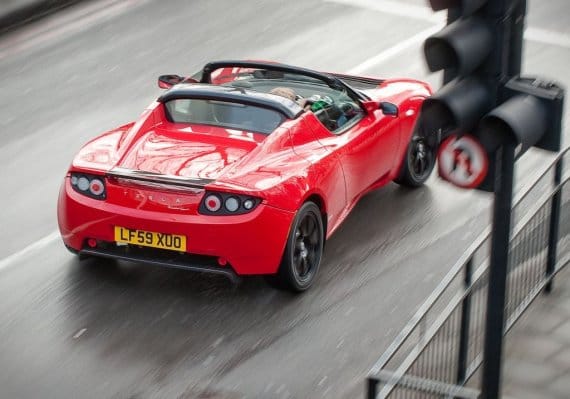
[0,1,569,398]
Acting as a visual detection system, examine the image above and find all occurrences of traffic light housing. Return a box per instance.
[421,0,565,191]
[480,77,565,154]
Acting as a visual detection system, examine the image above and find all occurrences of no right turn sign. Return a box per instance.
[437,134,489,189]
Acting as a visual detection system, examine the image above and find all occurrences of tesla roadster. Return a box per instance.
[58,60,436,291]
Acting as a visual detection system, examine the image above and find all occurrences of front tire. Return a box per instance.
[267,202,324,292]
[394,135,436,187]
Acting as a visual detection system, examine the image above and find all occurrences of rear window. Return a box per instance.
[164,99,284,134]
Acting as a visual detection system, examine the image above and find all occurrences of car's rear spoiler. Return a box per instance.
[107,167,213,189]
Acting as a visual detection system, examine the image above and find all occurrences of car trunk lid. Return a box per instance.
[112,124,266,182]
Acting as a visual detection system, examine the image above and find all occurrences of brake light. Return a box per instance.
[199,191,260,215]
[89,179,105,196]
[204,194,222,212]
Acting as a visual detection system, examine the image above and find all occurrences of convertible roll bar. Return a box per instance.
[200,60,368,102]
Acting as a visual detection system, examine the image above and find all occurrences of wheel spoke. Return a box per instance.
[306,216,316,237]
[299,257,309,277]
[410,138,433,178]
[294,254,303,275]
[307,248,316,267]
[300,219,309,236]
[308,235,317,246]
[416,157,425,175]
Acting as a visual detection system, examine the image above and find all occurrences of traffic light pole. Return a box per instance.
[481,143,516,399]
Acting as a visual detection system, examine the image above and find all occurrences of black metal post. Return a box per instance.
[456,258,474,384]
[545,159,563,293]
[366,377,378,399]
[481,143,516,399]
[507,0,526,77]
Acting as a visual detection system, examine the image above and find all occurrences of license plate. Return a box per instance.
[114,226,186,252]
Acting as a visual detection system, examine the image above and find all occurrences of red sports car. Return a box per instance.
[58,60,436,291]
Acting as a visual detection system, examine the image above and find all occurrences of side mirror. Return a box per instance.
[158,74,185,89]
[362,101,399,116]
[380,102,399,116]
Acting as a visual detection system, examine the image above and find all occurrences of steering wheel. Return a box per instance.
[338,101,358,116]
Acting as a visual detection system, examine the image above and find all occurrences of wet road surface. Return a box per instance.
[0,0,569,398]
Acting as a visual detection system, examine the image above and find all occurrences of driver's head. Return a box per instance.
[269,87,297,102]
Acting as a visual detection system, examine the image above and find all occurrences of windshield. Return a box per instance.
[164,99,285,134]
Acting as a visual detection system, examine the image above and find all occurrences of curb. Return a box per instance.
[0,0,89,35]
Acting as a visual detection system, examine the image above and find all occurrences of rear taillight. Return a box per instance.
[70,172,106,200]
[204,194,222,212]
[199,191,260,215]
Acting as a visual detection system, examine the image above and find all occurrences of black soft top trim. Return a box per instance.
[202,60,339,86]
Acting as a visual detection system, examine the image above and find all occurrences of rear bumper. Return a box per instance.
[80,244,241,283]
[58,178,294,275]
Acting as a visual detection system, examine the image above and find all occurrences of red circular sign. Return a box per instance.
[437,134,489,189]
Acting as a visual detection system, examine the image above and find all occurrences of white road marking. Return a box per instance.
[325,0,442,23]
[526,27,570,49]
[73,328,87,339]
[326,0,570,49]
[347,24,443,75]
[0,231,60,272]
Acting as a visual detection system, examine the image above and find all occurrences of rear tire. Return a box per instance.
[266,202,324,292]
[394,134,436,187]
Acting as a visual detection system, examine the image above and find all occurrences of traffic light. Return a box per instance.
[476,75,565,190]
[421,0,503,136]
[479,76,565,154]
[420,0,565,191]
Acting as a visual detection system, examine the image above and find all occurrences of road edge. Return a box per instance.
[0,0,91,35]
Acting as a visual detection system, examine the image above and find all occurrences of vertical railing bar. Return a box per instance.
[542,205,551,271]
[466,280,476,367]
[505,241,514,320]
[367,377,378,399]
[474,275,485,366]
[452,309,459,384]
[444,318,450,386]
[546,159,561,292]
[434,324,445,381]
[443,316,452,384]
[477,276,486,364]
[513,227,524,316]
[528,213,541,315]
[428,332,437,384]
[465,282,479,365]
[456,258,473,385]
[521,212,537,311]
[510,234,521,317]
[451,309,460,384]
[521,223,531,309]
[431,328,438,384]
[443,317,451,383]
[535,205,547,291]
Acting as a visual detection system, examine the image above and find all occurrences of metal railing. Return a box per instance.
[366,147,570,399]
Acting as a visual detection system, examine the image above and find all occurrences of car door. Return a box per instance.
[306,103,400,203]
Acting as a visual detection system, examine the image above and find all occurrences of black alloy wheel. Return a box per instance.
[409,137,433,182]
[268,202,324,292]
[395,135,436,187]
